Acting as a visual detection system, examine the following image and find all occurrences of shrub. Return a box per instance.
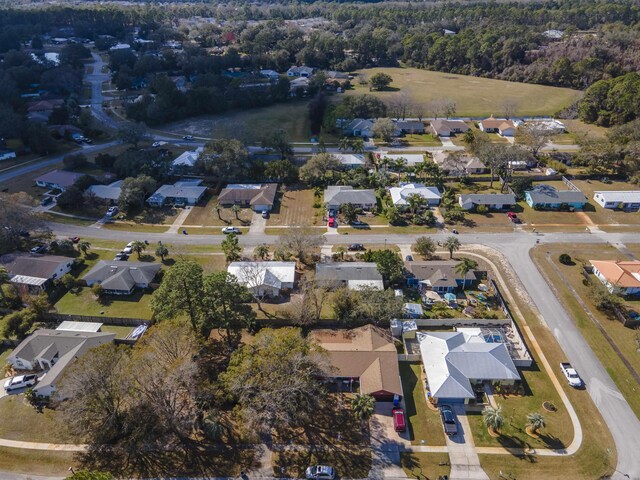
[559,253,572,265]
[476,205,489,215]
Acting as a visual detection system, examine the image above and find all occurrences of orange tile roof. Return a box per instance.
[590,260,640,287]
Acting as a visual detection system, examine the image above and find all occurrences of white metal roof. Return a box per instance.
[9,275,47,287]
[594,191,640,203]
[57,321,103,333]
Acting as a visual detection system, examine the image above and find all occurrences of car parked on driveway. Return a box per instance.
[440,405,458,436]
[305,465,336,480]
[68,236,80,243]
[405,255,414,261]
[106,206,119,217]
[222,226,240,234]
[328,217,336,228]
[351,220,367,228]
[261,210,269,219]
[30,245,47,255]
[392,407,407,432]
[114,253,129,261]
[40,196,53,206]
[4,374,37,392]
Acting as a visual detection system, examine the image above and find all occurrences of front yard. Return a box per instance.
[184,194,255,227]
[0,395,68,443]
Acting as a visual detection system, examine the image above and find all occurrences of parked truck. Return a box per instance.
[560,362,584,388]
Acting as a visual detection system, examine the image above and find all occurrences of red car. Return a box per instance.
[328,217,336,228]
[68,236,80,243]
[392,408,406,432]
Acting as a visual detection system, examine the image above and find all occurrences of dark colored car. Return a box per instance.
[351,220,367,228]
[114,253,129,261]
[348,243,365,251]
[440,405,458,436]
[405,255,414,262]
[40,196,53,206]
[68,236,80,243]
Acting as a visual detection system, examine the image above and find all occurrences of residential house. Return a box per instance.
[218,183,278,212]
[342,118,374,138]
[147,180,207,207]
[35,170,83,191]
[458,193,516,211]
[525,184,586,209]
[417,330,520,404]
[227,261,296,297]
[289,76,310,95]
[593,191,640,211]
[333,153,367,169]
[109,43,131,51]
[389,183,441,208]
[309,325,402,401]
[394,120,425,134]
[430,119,470,137]
[323,186,376,210]
[87,180,123,203]
[6,255,74,293]
[316,262,384,290]
[405,260,477,293]
[83,261,161,295]
[171,147,203,172]
[531,119,566,133]
[377,153,425,167]
[325,71,350,91]
[260,69,280,80]
[287,65,314,77]
[479,117,516,137]
[542,29,564,40]
[0,148,16,161]
[27,99,65,122]
[590,260,640,295]
[7,329,115,397]
[431,152,486,175]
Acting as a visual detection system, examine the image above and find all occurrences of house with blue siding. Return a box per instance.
[525,184,586,210]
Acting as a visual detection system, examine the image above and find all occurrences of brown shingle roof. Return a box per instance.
[218,183,277,207]
[309,325,401,397]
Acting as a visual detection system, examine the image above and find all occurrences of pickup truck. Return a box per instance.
[439,405,458,436]
[560,362,584,388]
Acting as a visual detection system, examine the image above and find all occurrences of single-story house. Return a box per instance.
[479,117,516,137]
[35,170,84,191]
[83,261,161,295]
[430,119,470,137]
[172,147,203,171]
[287,65,314,77]
[218,183,278,212]
[590,260,640,295]
[525,184,586,209]
[333,153,367,169]
[6,255,74,293]
[147,180,207,207]
[260,69,280,80]
[417,330,520,404]
[324,186,376,210]
[389,183,441,207]
[593,191,640,211]
[87,180,123,202]
[7,329,115,397]
[227,261,296,297]
[290,76,310,95]
[431,152,486,175]
[316,262,384,290]
[531,119,566,133]
[0,148,17,161]
[342,118,374,138]
[26,99,64,113]
[394,120,425,134]
[378,153,425,167]
[543,29,564,40]
[458,193,516,211]
[326,71,349,80]
[309,325,402,401]
[405,261,476,293]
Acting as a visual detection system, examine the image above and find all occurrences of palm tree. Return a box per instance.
[526,412,545,435]
[231,204,241,220]
[351,138,365,154]
[350,393,376,421]
[406,193,425,215]
[213,202,222,220]
[482,404,504,433]
[155,241,169,261]
[455,258,478,291]
[254,244,269,260]
[77,240,91,256]
[338,136,351,152]
[131,240,146,259]
[335,246,347,260]
[444,236,461,259]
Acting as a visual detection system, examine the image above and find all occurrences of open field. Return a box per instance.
[399,363,446,446]
[267,188,322,226]
[473,247,615,478]
[531,244,640,418]
[161,101,317,143]
[54,287,154,319]
[347,68,582,117]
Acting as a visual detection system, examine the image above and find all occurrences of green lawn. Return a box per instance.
[0,396,68,443]
[399,363,446,446]
[0,447,77,477]
[347,67,582,117]
[54,287,154,319]
[401,452,451,480]
[101,325,134,339]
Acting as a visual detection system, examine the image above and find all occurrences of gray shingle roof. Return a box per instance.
[324,186,376,206]
[405,261,472,288]
[7,256,73,280]
[459,193,516,207]
[527,184,585,204]
[83,261,161,293]
[316,262,382,283]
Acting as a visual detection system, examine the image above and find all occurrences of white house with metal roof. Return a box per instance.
[593,191,640,211]
[389,183,441,207]
[227,261,296,297]
[417,331,520,404]
[87,180,123,202]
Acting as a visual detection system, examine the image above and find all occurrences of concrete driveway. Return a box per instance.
[249,211,267,234]
[369,402,410,479]
[445,405,489,480]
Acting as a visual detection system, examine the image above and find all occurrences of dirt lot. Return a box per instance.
[267,188,323,226]
[184,194,254,227]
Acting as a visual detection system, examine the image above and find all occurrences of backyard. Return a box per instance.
[346,67,582,117]
[54,287,154,319]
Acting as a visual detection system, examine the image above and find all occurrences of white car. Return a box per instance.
[152,141,168,147]
[560,362,584,388]
[222,227,240,234]
[4,374,37,391]
[122,244,133,254]
[305,465,336,480]
[106,206,119,217]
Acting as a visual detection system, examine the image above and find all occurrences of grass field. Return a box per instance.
[184,195,254,227]
[267,188,323,226]
[347,68,582,117]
